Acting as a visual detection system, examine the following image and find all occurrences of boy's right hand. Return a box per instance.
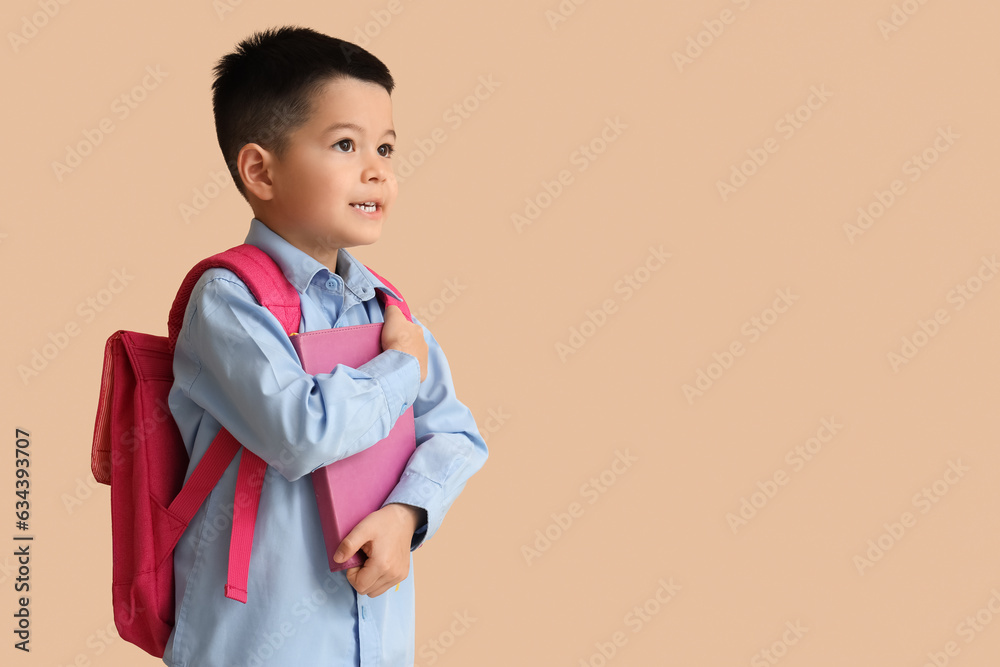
[381,304,428,382]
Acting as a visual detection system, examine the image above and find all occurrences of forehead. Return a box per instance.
[304,76,394,132]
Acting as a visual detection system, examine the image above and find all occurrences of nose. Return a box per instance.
[361,150,389,182]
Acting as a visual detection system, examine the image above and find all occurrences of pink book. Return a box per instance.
[289,285,417,572]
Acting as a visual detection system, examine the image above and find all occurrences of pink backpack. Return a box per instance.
[90,244,406,657]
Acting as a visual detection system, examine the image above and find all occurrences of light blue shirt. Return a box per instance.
[163,218,488,667]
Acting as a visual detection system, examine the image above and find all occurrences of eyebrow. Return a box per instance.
[322,122,396,140]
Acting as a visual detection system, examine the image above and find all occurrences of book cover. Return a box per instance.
[290,324,417,572]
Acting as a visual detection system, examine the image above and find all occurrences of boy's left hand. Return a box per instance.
[334,503,425,597]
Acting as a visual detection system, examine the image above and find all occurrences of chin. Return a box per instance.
[350,231,383,248]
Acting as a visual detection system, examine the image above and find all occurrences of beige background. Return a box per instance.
[3,0,999,665]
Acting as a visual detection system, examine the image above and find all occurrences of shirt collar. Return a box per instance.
[244,218,400,302]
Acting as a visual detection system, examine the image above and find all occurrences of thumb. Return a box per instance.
[333,528,364,563]
[334,521,371,563]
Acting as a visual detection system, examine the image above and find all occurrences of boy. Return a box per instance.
[164,26,488,666]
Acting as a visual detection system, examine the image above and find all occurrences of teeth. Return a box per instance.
[352,202,377,212]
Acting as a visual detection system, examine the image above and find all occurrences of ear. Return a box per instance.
[237,143,275,201]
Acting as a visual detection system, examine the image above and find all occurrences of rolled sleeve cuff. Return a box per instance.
[358,349,421,423]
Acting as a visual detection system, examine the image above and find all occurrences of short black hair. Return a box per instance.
[212,25,394,200]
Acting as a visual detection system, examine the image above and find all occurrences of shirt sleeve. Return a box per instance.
[173,270,421,482]
[380,315,490,548]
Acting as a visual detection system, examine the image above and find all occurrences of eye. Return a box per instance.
[378,144,395,158]
[333,139,354,152]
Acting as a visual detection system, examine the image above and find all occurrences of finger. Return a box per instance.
[359,571,393,598]
[334,522,372,563]
[346,564,375,594]
[368,569,409,598]
[333,536,357,564]
[355,551,408,597]
[367,583,391,598]
[361,561,408,598]
[348,557,384,596]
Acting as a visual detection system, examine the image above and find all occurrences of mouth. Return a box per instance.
[350,201,380,214]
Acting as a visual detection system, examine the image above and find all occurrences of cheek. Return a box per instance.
[291,151,333,187]
[297,171,340,207]
[277,160,315,200]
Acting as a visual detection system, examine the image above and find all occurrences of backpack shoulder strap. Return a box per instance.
[364,264,412,322]
[164,243,300,604]
[167,244,301,348]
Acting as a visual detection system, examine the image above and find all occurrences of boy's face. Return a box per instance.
[250,76,397,267]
